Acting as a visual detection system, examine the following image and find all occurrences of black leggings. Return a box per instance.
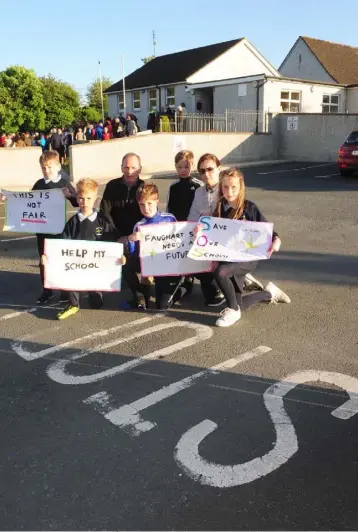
[214,261,271,311]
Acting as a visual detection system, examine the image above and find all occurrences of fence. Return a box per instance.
[160,110,267,134]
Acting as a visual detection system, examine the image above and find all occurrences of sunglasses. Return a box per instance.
[198,167,216,174]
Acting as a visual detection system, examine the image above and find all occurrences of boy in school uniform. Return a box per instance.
[42,178,126,320]
[33,151,79,304]
[0,150,79,305]
[123,183,186,310]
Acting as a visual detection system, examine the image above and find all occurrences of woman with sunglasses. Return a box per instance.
[189,153,264,293]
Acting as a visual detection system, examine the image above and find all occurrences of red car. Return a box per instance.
[338,131,358,176]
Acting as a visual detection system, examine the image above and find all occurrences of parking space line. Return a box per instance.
[88,346,272,436]
[258,163,331,175]
[0,235,36,242]
[0,302,63,321]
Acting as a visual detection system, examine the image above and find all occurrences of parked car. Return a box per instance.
[338,131,358,176]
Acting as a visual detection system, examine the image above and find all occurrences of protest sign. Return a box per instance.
[44,239,123,291]
[188,216,273,262]
[2,189,66,234]
[139,221,212,276]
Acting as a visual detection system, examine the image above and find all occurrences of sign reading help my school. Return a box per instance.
[2,189,66,234]
[139,221,212,276]
[188,216,273,262]
[44,239,123,291]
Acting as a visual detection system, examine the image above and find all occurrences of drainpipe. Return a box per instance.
[256,77,267,132]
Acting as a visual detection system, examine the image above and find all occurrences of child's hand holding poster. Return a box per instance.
[1,189,66,234]
[44,239,123,291]
[188,216,273,262]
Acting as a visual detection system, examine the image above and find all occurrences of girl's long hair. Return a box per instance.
[214,168,245,219]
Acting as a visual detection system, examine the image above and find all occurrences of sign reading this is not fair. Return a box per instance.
[2,189,66,234]
[188,216,273,262]
[44,239,123,291]
[139,221,212,276]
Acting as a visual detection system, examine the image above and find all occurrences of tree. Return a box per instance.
[80,106,102,124]
[0,66,45,132]
[86,77,112,118]
[141,56,155,65]
[40,75,81,128]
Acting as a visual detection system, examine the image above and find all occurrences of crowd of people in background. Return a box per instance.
[0,113,141,163]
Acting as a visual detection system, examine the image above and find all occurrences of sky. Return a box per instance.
[1,0,358,99]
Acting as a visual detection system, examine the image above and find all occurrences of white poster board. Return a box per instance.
[44,239,123,291]
[172,136,186,154]
[139,221,212,276]
[2,189,66,234]
[187,216,273,262]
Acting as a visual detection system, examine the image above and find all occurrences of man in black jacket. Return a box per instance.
[100,153,144,238]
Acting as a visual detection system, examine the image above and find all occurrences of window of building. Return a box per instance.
[322,94,339,113]
[132,91,141,111]
[238,83,247,97]
[166,86,175,107]
[118,92,124,110]
[148,89,157,109]
[280,90,301,112]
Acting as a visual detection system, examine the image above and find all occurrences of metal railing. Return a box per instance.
[160,110,267,134]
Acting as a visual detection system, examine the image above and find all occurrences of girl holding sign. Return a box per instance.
[208,168,291,327]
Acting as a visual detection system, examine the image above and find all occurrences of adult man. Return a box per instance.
[100,152,144,238]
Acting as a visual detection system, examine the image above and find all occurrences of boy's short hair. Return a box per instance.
[39,150,60,165]
[136,183,159,202]
[174,150,194,166]
[76,178,99,194]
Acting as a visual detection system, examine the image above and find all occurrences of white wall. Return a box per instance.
[270,112,358,161]
[187,40,279,84]
[0,147,43,187]
[263,78,346,113]
[70,132,276,182]
[214,82,257,113]
[346,88,358,113]
[279,38,336,83]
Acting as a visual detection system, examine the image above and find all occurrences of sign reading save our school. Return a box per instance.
[139,221,212,276]
[44,239,123,291]
[2,189,66,234]
[187,216,273,262]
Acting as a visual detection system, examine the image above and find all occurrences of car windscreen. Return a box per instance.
[345,132,358,144]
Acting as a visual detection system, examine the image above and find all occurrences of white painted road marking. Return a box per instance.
[0,302,63,321]
[258,163,331,175]
[175,370,358,488]
[46,321,213,385]
[85,346,271,436]
[0,235,36,242]
[12,315,159,361]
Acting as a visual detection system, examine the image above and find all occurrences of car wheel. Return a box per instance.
[340,168,353,177]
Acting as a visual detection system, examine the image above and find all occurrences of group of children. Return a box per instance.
[1,148,290,327]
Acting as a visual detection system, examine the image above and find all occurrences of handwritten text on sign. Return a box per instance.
[188,216,273,262]
[2,189,66,234]
[139,221,212,276]
[44,239,123,291]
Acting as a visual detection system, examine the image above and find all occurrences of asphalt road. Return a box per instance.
[1,162,358,530]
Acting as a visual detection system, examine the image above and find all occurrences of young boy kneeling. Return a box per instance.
[123,183,186,310]
[42,178,125,320]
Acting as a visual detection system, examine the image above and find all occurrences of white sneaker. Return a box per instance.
[244,273,264,291]
[215,307,241,327]
[265,282,291,304]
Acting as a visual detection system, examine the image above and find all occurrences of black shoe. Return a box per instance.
[123,294,147,310]
[36,290,54,305]
[206,294,225,307]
